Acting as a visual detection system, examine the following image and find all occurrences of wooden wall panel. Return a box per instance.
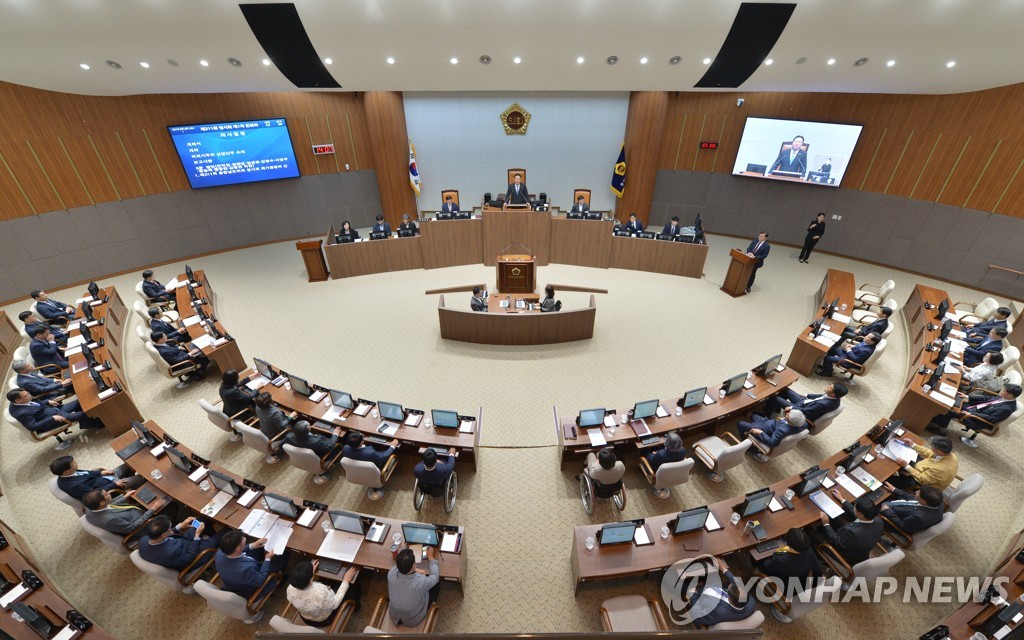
[30,137,93,208]
[119,129,170,195]
[364,91,417,224]
[967,141,1024,213]
[912,133,968,203]
[934,137,994,207]
[887,130,939,197]
[91,132,145,200]
[615,91,668,224]
[0,148,35,218]
[60,135,119,204]
[0,140,62,214]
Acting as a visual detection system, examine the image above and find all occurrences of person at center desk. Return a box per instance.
[398,214,418,235]
[337,221,359,242]
[372,214,392,236]
[644,432,686,472]
[505,173,529,206]
[215,529,289,599]
[841,306,892,342]
[768,135,807,177]
[815,495,884,566]
[662,216,681,237]
[569,195,588,214]
[470,287,486,312]
[878,484,944,534]
[625,213,644,234]
[285,420,342,458]
[888,435,958,491]
[441,196,459,214]
[962,327,1007,366]
[540,285,560,312]
[414,448,456,487]
[342,431,397,469]
[753,528,822,583]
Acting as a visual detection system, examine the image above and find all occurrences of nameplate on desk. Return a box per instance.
[0,583,29,609]
[51,626,81,640]
[237,489,261,508]
[297,509,320,528]
[704,512,722,532]
[308,390,327,403]
[97,388,118,400]
[353,403,372,417]
[150,443,167,457]
[67,335,86,348]
[188,466,209,483]
[65,346,83,357]
[181,315,202,327]
[201,491,234,517]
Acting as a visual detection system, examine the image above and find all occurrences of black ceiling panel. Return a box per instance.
[239,3,341,88]
[695,3,796,89]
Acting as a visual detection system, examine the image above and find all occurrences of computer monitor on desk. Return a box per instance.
[166,446,197,474]
[254,358,275,380]
[208,469,241,497]
[680,387,707,409]
[287,374,312,396]
[935,299,950,320]
[939,318,953,341]
[839,443,871,472]
[585,211,603,221]
[671,506,710,535]
[398,227,415,238]
[185,265,195,283]
[431,409,459,429]
[567,210,584,220]
[824,296,840,318]
[722,373,747,396]
[329,510,371,535]
[578,408,606,428]
[263,493,299,519]
[753,354,783,378]
[336,233,355,244]
[632,399,659,420]
[132,420,159,447]
[88,281,100,300]
[736,488,775,517]
[597,521,637,546]
[329,389,355,410]
[792,466,829,497]
[402,523,439,546]
[378,401,405,422]
[933,340,951,365]
[436,212,453,220]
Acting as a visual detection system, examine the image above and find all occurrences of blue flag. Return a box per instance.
[610,143,626,197]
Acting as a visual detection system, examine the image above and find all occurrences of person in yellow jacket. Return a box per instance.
[892,436,958,491]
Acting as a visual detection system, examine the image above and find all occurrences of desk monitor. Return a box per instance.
[81,302,95,322]
[370,230,388,241]
[597,521,637,546]
[79,323,94,345]
[792,466,829,497]
[809,317,824,337]
[431,409,459,429]
[722,373,747,396]
[378,401,405,422]
[454,211,471,220]
[877,419,904,447]
[263,492,299,519]
[939,318,953,341]
[81,344,99,368]
[436,212,453,220]
[824,296,840,318]
[754,354,783,378]
[287,374,312,397]
[746,163,768,175]
[672,506,711,535]
[185,265,196,283]
[840,443,871,472]
[933,341,950,365]
[926,363,946,389]
[89,367,109,392]
[329,510,370,535]
[585,211,603,221]
[165,446,197,474]
[337,233,355,244]
[398,227,415,238]
[578,408,606,428]
[87,281,100,300]
[681,387,707,409]
[208,469,241,497]
[186,282,198,301]
[329,389,355,410]
[567,210,584,220]
[402,523,439,546]
[10,603,54,639]
[935,299,950,320]
[737,488,775,517]
[254,358,274,379]
[632,399,659,420]
[131,420,159,447]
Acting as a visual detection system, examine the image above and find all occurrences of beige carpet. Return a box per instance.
[1,233,1022,639]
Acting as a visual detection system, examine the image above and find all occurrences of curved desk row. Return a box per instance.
[438,294,597,346]
[172,269,246,373]
[786,269,856,376]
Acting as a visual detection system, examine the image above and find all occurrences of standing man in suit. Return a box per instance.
[398,214,419,235]
[879,485,944,534]
[625,213,644,234]
[798,213,826,263]
[30,290,75,325]
[372,214,392,236]
[215,529,289,599]
[570,195,588,214]
[19,311,67,345]
[141,270,174,305]
[470,287,486,312]
[342,431,397,469]
[927,383,1022,438]
[13,360,72,401]
[816,495,884,566]
[6,388,100,432]
[963,327,1007,366]
[50,455,144,499]
[737,409,806,448]
[964,307,1011,339]
[28,326,68,369]
[662,216,682,237]
[769,135,808,177]
[441,195,459,214]
[764,383,847,423]
[817,332,880,376]
[83,488,168,537]
[744,232,771,293]
[151,331,209,380]
[505,173,529,205]
[139,515,223,571]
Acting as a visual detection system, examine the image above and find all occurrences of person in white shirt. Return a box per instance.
[286,560,359,627]
[960,351,1004,394]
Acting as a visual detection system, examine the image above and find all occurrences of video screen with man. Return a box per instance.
[732,117,863,188]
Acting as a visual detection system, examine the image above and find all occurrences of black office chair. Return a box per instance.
[413,471,458,513]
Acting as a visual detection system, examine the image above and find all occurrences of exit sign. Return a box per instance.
[312,143,335,155]
[699,141,719,150]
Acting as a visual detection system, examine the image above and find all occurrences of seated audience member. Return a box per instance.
[540,285,559,312]
[141,270,173,305]
[889,436,958,492]
[625,212,644,234]
[338,221,359,240]
[737,409,807,448]
[959,351,1004,394]
[287,561,359,628]
[764,383,847,423]
[754,528,823,583]
[413,448,456,487]
[219,369,255,419]
[6,388,100,432]
[816,332,880,376]
[398,213,419,234]
[83,488,167,536]
[13,360,72,401]
[151,331,209,380]
[50,454,144,500]
[29,325,68,369]
[372,214,392,236]
[964,306,1011,339]
[19,311,67,344]
[253,392,293,461]
[662,216,681,237]
[926,383,1022,437]
[470,287,486,312]
[441,195,459,214]
[644,432,687,472]
[816,495,884,566]
[388,547,440,627]
[341,431,396,469]
[585,447,624,486]
[878,485,944,534]
[285,420,343,459]
[30,289,75,324]
[214,529,288,599]
[689,560,758,628]
[147,307,187,343]
[139,515,223,570]
[841,306,892,341]
[963,327,1007,366]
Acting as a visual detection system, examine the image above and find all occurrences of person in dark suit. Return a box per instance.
[50,454,144,500]
[338,221,360,240]
[816,495,884,566]
[285,420,342,459]
[372,214,392,236]
[744,232,771,293]
[6,388,99,432]
[139,515,223,571]
[219,369,255,420]
[413,448,455,488]
[689,560,758,628]
[147,308,188,343]
[570,195,588,214]
[13,360,72,401]
[816,332,880,376]
[83,488,167,537]
[768,135,808,177]
[215,529,289,599]
[819,158,832,175]
[151,331,209,380]
[19,311,67,345]
[963,327,1007,366]
[754,528,823,584]
[30,290,75,325]
[737,409,807,448]
[470,287,486,312]
[398,214,419,235]
[28,325,68,369]
[540,285,560,312]
[927,383,1021,437]
[505,173,529,205]
[764,383,847,423]
[441,196,459,214]
[253,392,294,462]
[625,213,644,234]
[662,216,682,237]
[878,485,944,534]
[841,306,892,342]
[141,270,173,305]
[342,431,397,469]
[798,213,826,263]
[643,432,687,472]
[964,307,1011,339]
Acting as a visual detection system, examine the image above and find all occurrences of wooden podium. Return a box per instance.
[721,248,755,297]
[296,239,329,282]
[496,254,536,294]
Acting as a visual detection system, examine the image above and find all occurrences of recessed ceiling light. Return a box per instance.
[228,57,242,67]
[764,58,773,65]
[139,61,150,68]
[827,58,836,65]
[105,60,122,69]
[577,56,585,64]
[79,63,90,70]
[199,59,209,67]
[853,57,869,66]
[669,56,681,65]
[886,59,895,67]
[946,60,956,68]
[450,57,458,65]
[640,57,648,64]
[387,57,395,65]
[262,59,270,66]
[606,55,618,65]
[703,57,711,65]
[324,58,332,65]
[513,57,521,64]
[479,55,491,64]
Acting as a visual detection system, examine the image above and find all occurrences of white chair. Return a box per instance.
[269,601,354,634]
[854,279,896,309]
[955,296,998,326]
[135,281,178,319]
[78,514,133,556]
[707,611,765,632]
[767,576,842,623]
[340,455,398,501]
[282,443,343,485]
[851,298,899,325]
[135,324,151,344]
[130,548,216,595]
[598,595,670,632]
[692,433,752,482]
[1000,346,1020,371]
[143,340,199,389]
[366,597,439,633]
[807,405,844,436]
[944,473,984,513]
[198,399,243,442]
[884,512,957,552]
[4,404,81,450]
[747,430,810,462]
[194,577,280,624]
[18,324,30,340]
[235,423,286,464]
[132,299,152,324]
[639,457,694,499]
[818,544,905,588]
[835,338,888,384]
[956,400,1024,448]
[14,346,30,366]
[47,477,85,515]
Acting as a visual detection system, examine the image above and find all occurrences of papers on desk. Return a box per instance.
[237,489,261,508]
[97,387,118,400]
[704,393,716,405]
[245,375,270,391]
[499,299,509,309]
[587,428,607,447]
[404,413,423,427]
[656,405,670,418]
[743,380,755,390]
[316,530,364,562]
[190,334,214,350]
[297,509,320,528]
[929,391,956,408]
[949,339,968,354]
[65,346,83,357]
[850,467,881,491]
[809,490,845,519]
[768,497,784,512]
[949,329,967,340]
[321,405,346,423]
[704,512,723,532]
[938,382,958,396]
[821,476,835,489]
[51,626,81,640]
[309,390,327,403]
[882,439,919,463]
[459,419,476,434]
[441,531,461,553]
[213,337,228,347]
[945,310,964,322]
[266,521,294,555]
[182,315,202,327]
[353,402,372,417]
[240,509,278,539]
[0,583,29,608]
[150,442,167,457]
[831,311,852,325]
[165,278,179,291]
[201,491,234,518]
[821,330,843,342]
[66,335,86,348]
[188,466,209,483]
[814,334,839,346]
[377,421,399,436]
[835,473,867,498]
[366,522,388,544]
[633,525,651,545]
[630,419,652,437]
[603,414,617,429]
[75,296,95,305]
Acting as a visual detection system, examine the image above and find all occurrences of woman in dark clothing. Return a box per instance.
[799,212,826,263]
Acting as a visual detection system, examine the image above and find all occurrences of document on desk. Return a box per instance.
[190,334,214,350]
[317,530,364,562]
[945,310,964,322]
[353,403,372,417]
[66,335,86,348]
[587,428,607,447]
[458,420,475,434]
[321,405,346,423]
[240,509,279,539]
[882,439,919,463]
[929,391,956,408]
[814,334,839,346]
[949,329,967,340]
[440,532,461,553]
[603,414,617,429]
[51,626,81,640]
[743,379,755,390]
[308,390,327,403]
[182,315,202,327]
[245,375,270,391]
[656,405,670,418]
[820,330,843,342]
[65,346,83,356]
[948,339,968,354]
[809,491,845,519]
[165,278,179,290]
[835,473,867,498]
[704,393,716,405]
[266,521,293,555]
[97,388,118,400]
[297,509,320,528]
[938,382,958,397]
[405,413,423,427]
[377,421,399,436]
[831,312,852,325]
[850,467,881,491]
[201,491,234,517]
[768,497,784,512]
[633,525,651,545]
[704,512,722,532]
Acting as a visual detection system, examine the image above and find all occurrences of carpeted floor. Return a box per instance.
[1,232,1021,639]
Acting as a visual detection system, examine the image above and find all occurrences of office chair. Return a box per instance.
[760,575,841,623]
[413,469,458,513]
[817,543,904,587]
[999,346,1020,371]
[854,279,896,310]
[746,430,810,462]
[598,596,671,632]
[851,298,899,326]
[78,513,143,555]
[955,399,1024,448]
[130,548,216,595]
[134,324,151,344]
[6,375,75,404]
[4,404,82,450]
[134,280,177,314]
[234,423,288,464]
[47,477,85,515]
[30,301,69,328]
[835,338,888,384]
[366,598,439,633]
[944,473,984,513]
[143,340,200,389]
[881,511,957,551]
[691,433,752,482]
[639,457,694,499]
[282,443,344,485]
[954,296,999,326]
[806,405,844,436]
[340,455,399,501]
[270,600,355,634]
[194,573,283,624]
[198,399,246,442]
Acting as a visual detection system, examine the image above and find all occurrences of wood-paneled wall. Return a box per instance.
[615,91,668,224]
[0,81,373,219]
[363,91,417,226]
[657,84,1024,217]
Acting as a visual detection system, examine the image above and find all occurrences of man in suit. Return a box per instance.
[13,360,72,401]
[372,214,392,236]
[662,216,681,237]
[764,382,847,423]
[841,306,892,342]
[219,369,255,420]
[689,560,758,628]
[890,436,958,491]
[50,455,144,500]
[643,432,687,472]
[342,431,397,469]
[253,392,294,462]
[964,306,1011,340]
[141,270,174,305]
[441,196,459,214]
[470,287,486,312]
[19,311,67,345]
[879,485,944,534]
[29,325,68,369]
[819,158,832,175]
[927,383,1022,438]
[625,213,644,234]
[585,447,624,486]
[754,528,823,585]
[151,331,209,380]
[30,290,75,325]
[737,409,807,448]
[139,515,223,571]
[215,529,288,599]
[963,327,1007,366]
[505,173,529,205]
[284,420,343,460]
[413,448,456,488]
[398,213,419,235]
[817,332,880,376]
[147,307,188,343]
[744,232,771,293]
[5,388,100,432]
[83,488,167,537]
[816,495,884,566]
[769,135,808,177]
[570,195,588,214]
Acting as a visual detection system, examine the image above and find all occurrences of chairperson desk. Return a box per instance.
[609,235,708,278]
[786,269,856,376]
[323,235,426,279]
[438,294,597,346]
[172,269,246,373]
[247,361,481,470]
[570,421,911,594]
[111,421,468,589]
[555,367,800,467]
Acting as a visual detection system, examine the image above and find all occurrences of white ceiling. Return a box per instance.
[1,0,1022,96]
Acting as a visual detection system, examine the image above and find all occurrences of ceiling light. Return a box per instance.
[324,58,332,65]
[450,57,458,65]
[513,57,521,64]
[139,61,149,68]
[854,57,869,66]
[79,63,90,70]
[105,60,122,69]
[479,55,491,64]
[946,60,956,68]
[262,59,270,66]
[703,57,711,65]
[199,59,209,67]
[669,56,681,65]
[886,60,895,67]
[228,58,242,67]
[387,57,395,64]
[764,58,773,65]
[606,55,618,65]
[640,57,648,64]
[827,58,836,65]
[577,56,585,64]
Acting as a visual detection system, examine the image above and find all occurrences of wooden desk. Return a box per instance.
[570,422,909,594]
[903,284,955,380]
[549,219,614,268]
[438,294,597,345]
[0,312,20,378]
[419,218,484,269]
[786,269,856,376]
[486,293,541,313]
[323,237,425,279]
[111,421,469,589]
[608,236,708,278]
[482,211,551,267]
[173,270,246,373]
[555,367,800,467]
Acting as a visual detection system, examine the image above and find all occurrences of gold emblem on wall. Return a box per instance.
[500,103,531,135]
[511,267,522,276]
